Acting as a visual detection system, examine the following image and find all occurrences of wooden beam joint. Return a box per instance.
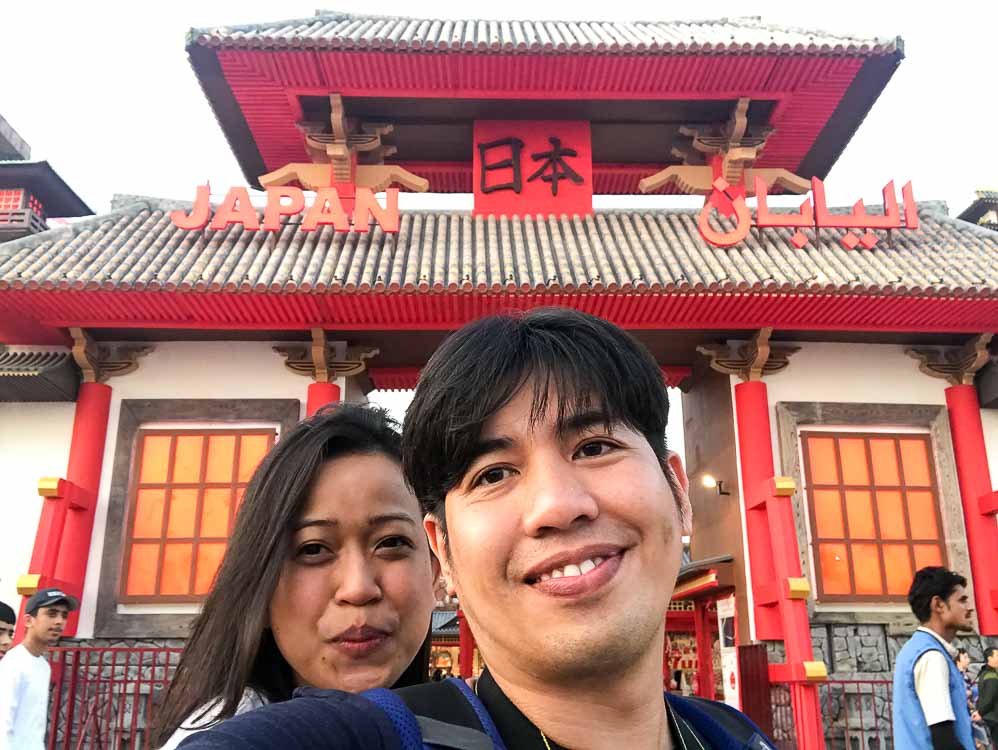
[906,333,994,386]
[697,328,800,382]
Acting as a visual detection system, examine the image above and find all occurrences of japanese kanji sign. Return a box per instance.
[473,121,592,217]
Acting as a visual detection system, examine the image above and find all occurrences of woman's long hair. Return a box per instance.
[152,403,428,745]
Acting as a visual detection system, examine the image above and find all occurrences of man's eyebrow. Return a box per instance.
[464,436,514,468]
[558,409,615,436]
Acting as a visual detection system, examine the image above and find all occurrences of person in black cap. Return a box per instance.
[0,588,77,748]
[0,602,14,662]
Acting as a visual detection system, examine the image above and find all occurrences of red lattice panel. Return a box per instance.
[0,189,24,211]
[27,193,44,218]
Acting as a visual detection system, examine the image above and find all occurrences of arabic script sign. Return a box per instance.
[473,120,593,218]
[699,176,918,250]
[170,185,400,234]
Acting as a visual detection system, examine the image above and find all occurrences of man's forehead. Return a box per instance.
[480,382,615,438]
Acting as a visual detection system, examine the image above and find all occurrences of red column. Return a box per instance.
[17,383,112,640]
[694,599,715,700]
[306,382,341,416]
[945,384,998,634]
[457,609,475,678]
[734,380,824,749]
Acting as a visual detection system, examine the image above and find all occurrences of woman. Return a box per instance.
[153,404,438,748]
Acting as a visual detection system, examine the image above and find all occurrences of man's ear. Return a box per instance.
[424,514,456,597]
[666,451,693,537]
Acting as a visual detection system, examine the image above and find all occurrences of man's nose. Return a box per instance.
[334,550,383,606]
[521,454,599,536]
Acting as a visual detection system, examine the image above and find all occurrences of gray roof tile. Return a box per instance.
[0,199,993,298]
[189,12,899,56]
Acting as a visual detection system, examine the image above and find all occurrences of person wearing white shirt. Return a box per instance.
[0,588,78,750]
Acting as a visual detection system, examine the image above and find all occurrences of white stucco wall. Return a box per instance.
[77,341,313,638]
[728,342,953,637]
[982,410,998,490]
[0,402,75,611]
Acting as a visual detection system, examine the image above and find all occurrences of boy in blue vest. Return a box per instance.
[180,309,774,749]
[893,566,976,750]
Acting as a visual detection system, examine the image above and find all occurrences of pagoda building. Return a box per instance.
[2,12,998,748]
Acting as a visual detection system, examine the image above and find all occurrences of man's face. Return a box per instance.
[937,585,974,634]
[987,650,998,669]
[0,621,13,658]
[425,385,691,684]
[26,604,69,645]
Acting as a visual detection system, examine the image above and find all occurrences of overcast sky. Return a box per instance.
[4,0,996,217]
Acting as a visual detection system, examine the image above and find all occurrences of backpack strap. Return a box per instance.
[360,688,425,750]
[445,678,508,750]
[666,693,776,750]
[362,682,504,750]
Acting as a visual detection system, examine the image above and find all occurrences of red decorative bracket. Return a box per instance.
[980,491,998,516]
[768,661,827,683]
[661,366,693,389]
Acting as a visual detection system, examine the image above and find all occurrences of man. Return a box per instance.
[180,309,772,749]
[892,567,976,750]
[978,646,998,744]
[0,604,14,661]
[0,589,77,749]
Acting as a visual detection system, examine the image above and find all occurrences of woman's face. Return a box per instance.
[269,452,436,693]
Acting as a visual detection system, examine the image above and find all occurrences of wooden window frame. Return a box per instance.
[119,427,275,604]
[801,430,948,603]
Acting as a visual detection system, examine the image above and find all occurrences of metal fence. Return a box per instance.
[47,647,183,750]
[771,679,893,750]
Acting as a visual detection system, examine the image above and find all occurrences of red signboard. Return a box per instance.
[473,120,593,218]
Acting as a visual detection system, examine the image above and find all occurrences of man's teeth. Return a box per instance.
[537,557,605,582]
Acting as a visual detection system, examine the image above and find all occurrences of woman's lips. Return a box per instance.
[329,625,392,659]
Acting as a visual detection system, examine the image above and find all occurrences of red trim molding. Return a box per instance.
[4,290,998,345]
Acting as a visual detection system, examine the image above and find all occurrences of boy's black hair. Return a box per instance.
[908,566,968,623]
[0,601,14,625]
[402,307,671,531]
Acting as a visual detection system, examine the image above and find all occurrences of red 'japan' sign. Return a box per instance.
[473,120,593,218]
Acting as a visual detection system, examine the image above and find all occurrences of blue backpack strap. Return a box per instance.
[666,693,777,750]
[361,687,426,750]
[445,678,508,750]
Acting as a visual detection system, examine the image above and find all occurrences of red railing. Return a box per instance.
[47,647,183,750]
[771,679,893,749]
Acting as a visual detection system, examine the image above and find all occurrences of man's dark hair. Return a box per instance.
[402,308,671,530]
[908,566,967,623]
[0,601,14,625]
[985,646,998,662]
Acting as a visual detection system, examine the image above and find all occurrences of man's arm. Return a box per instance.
[929,722,967,750]
[978,674,997,716]
[177,691,399,750]
[913,651,964,750]
[0,661,22,744]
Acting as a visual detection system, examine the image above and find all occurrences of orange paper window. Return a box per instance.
[802,432,945,603]
[899,439,931,487]
[122,428,275,602]
[812,490,844,538]
[818,543,851,595]
[850,544,883,595]
[194,543,227,595]
[838,439,869,485]
[869,439,900,485]
[807,437,838,485]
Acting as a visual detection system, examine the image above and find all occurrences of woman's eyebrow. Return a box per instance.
[291,518,337,533]
[368,513,418,528]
